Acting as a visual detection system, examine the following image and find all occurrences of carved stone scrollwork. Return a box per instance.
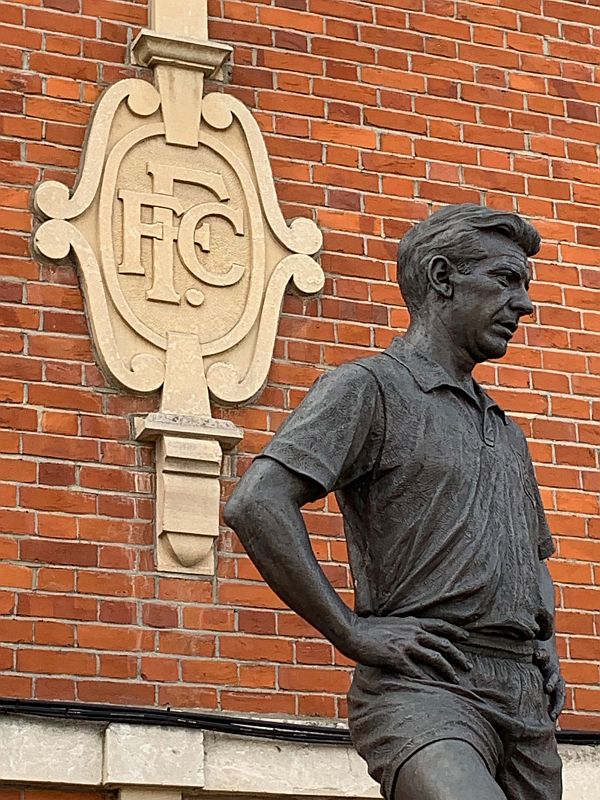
[32,0,324,575]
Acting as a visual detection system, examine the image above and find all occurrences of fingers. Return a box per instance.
[533,648,550,668]
[545,671,558,695]
[421,619,470,641]
[396,659,426,681]
[410,645,461,684]
[549,676,566,722]
[420,633,473,672]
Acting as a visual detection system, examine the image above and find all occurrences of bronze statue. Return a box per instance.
[225,204,564,800]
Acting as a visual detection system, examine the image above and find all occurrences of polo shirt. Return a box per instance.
[262,337,555,642]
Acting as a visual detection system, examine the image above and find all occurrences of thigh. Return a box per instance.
[394,740,507,800]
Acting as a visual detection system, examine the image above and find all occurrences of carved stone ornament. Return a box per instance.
[32,0,324,575]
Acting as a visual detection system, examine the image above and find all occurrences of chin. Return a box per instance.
[478,337,509,361]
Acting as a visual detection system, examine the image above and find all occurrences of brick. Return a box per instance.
[0,563,33,588]
[20,539,98,567]
[99,600,136,625]
[279,666,351,693]
[157,685,217,709]
[18,648,96,676]
[78,680,154,706]
[0,457,36,483]
[310,0,372,23]
[80,0,146,25]
[77,624,153,652]
[79,415,130,439]
[19,487,96,515]
[182,660,238,684]
[23,433,99,461]
[259,6,323,33]
[28,334,92,361]
[0,403,38,430]
[1,619,34,644]
[220,689,294,715]
[29,51,97,82]
[18,593,97,621]
[38,567,75,593]
[159,632,215,657]
[312,120,376,148]
[29,385,101,413]
[238,609,277,635]
[563,586,600,611]
[79,465,135,492]
[0,675,32,698]
[142,603,178,629]
[141,656,179,683]
[221,635,294,663]
[99,653,137,679]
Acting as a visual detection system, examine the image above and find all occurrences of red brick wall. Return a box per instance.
[0,790,113,800]
[0,0,599,729]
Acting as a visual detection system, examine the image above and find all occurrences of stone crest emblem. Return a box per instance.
[32,0,324,574]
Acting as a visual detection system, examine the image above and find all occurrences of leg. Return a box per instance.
[394,740,507,800]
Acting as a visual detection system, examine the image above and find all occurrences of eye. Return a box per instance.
[495,273,510,287]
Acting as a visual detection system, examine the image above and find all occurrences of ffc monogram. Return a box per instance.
[118,160,246,306]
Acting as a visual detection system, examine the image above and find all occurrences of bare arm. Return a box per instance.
[534,560,565,722]
[224,457,471,680]
[224,457,356,653]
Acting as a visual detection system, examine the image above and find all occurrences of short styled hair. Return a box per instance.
[397,204,541,313]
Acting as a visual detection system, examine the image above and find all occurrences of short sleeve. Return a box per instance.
[259,362,383,494]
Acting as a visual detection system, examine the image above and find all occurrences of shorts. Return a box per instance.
[347,639,562,800]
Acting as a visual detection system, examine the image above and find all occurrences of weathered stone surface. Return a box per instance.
[104,724,204,787]
[0,716,596,796]
[0,716,103,785]
[202,732,380,798]
[561,745,600,800]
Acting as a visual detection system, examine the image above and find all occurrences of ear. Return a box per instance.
[427,255,454,299]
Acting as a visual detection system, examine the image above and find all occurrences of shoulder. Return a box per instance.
[304,350,417,416]
[306,358,383,406]
[320,358,381,389]
[281,358,384,427]
[351,351,419,418]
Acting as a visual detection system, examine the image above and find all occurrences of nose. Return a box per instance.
[511,286,534,319]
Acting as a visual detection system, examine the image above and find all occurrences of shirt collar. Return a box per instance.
[385,337,507,423]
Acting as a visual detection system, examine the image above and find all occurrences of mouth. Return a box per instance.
[492,321,518,340]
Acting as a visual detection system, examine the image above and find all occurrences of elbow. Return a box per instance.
[223,490,247,531]
[224,457,295,533]
[224,478,263,532]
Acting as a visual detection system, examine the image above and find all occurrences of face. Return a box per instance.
[448,233,534,363]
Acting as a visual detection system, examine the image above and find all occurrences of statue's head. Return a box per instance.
[397,204,540,362]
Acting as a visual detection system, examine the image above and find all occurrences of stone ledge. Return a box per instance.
[131,31,233,81]
[0,714,597,799]
[202,732,378,798]
[0,716,103,786]
[104,724,204,788]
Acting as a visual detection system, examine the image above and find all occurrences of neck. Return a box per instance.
[404,314,477,395]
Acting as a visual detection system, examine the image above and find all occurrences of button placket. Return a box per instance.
[483,408,496,447]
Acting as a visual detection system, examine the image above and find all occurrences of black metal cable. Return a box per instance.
[1,697,599,746]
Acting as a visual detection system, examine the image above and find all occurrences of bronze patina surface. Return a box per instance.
[225,205,565,800]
